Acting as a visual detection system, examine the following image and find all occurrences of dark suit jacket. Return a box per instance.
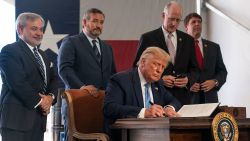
[191,39,227,103]
[133,27,199,105]
[0,39,58,132]
[58,32,116,90]
[103,68,181,140]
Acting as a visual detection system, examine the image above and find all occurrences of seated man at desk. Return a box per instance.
[103,47,181,141]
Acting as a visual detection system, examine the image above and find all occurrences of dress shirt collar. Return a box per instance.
[138,67,147,86]
[161,26,177,41]
[82,31,99,46]
[22,39,37,53]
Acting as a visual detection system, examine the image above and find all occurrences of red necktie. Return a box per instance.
[195,40,203,69]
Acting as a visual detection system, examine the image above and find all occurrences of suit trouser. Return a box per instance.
[1,127,44,141]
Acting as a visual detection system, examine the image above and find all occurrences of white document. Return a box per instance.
[177,103,220,117]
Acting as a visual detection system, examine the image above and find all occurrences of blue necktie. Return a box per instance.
[92,40,101,62]
[33,47,47,93]
[144,83,151,108]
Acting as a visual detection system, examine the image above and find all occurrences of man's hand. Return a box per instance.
[144,104,165,118]
[190,83,201,92]
[39,93,53,115]
[164,107,180,117]
[174,76,188,88]
[201,80,216,92]
[162,75,176,88]
[80,85,98,95]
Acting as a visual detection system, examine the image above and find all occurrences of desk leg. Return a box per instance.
[122,129,128,141]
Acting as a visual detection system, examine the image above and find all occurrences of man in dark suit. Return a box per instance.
[184,13,227,103]
[133,1,199,105]
[58,8,116,141]
[0,12,58,141]
[104,47,181,141]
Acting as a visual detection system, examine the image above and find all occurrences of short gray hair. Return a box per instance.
[16,12,45,35]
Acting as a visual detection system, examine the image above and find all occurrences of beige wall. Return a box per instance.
[206,0,250,117]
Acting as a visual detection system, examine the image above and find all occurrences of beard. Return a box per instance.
[90,28,102,37]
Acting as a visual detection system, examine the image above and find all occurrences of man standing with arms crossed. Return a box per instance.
[184,13,227,103]
[58,8,116,141]
[133,1,199,105]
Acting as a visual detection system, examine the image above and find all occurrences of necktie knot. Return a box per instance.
[144,83,150,88]
[33,47,38,52]
[92,39,97,45]
[168,33,173,39]
[195,40,199,45]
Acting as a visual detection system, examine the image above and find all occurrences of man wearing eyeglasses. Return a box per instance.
[133,1,199,105]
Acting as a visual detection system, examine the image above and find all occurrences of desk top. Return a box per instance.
[112,117,250,129]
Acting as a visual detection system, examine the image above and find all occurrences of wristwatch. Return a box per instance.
[214,79,219,87]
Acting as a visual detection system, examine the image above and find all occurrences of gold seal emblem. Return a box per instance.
[212,112,239,141]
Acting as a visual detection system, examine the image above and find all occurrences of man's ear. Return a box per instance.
[17,25,23,35]
[82,19,87,27]
[161,12,165,20]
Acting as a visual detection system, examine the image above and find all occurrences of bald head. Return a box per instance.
[162,1,182,33]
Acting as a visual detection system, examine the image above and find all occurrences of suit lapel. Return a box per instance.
[18,40,45,79]
[175,30,184,65]
[157,28,168,52]
[99,39,107,70]
[151,83,160,104]
[202,39,209,70]
[79,32,101,66]
[39,49,50,83]
[132,69,144,107]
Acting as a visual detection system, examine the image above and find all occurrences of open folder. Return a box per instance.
[177,103,220,117]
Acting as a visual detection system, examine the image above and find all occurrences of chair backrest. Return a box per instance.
[64,89,108,140]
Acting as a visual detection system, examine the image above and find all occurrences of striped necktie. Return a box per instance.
[92,40,101,62]
[33,47,47,93]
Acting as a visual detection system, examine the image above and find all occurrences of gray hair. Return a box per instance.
[82,8,105,20]
[16,12,45,35]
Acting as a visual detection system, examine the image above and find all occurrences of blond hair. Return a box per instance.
[138,47,170,66]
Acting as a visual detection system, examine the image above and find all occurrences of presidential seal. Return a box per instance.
[212,112,239,141]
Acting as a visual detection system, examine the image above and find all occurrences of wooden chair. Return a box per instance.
[64,89,109,141]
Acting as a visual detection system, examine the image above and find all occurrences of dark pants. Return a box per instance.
[1,127,44,141]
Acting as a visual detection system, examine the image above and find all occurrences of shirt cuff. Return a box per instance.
[138,108,146,118]
[164,105,175,111]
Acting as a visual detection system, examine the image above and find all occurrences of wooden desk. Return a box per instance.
[113,117,250,141]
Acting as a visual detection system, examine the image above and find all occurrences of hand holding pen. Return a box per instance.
[149,101,179,117]
[144,101,166,118]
